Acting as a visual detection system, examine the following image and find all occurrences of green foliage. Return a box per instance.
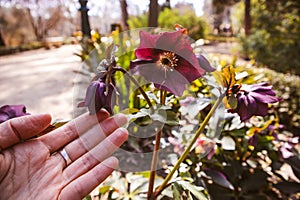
[127,14,148,29]
[239,0,300,75]
[128,8,210,40]
[77,28,300,199]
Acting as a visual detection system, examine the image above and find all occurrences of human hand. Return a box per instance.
[0,110,128,200]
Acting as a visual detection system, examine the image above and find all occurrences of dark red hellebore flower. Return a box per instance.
[130,30,206,96]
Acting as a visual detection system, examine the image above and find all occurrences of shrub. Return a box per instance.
[128,8,210,40]
[239,0,300,75]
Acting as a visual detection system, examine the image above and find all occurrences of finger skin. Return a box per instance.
[59,157,118,200]
[0,114,52,150]
[40,110,110,153]
[63,127,128,183]
[63,113,127,162]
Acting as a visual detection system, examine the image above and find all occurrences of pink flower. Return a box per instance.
[130,30,205,96]
[196,136,215,160]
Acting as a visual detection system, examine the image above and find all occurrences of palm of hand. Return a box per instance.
[0,140,64,199]
[0,111,128,200]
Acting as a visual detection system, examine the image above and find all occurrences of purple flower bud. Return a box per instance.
[0,104,28,124]
[83,80,115,114]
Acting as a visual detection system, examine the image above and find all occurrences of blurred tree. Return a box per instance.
[0,32,5,46]
[240,0,300,75]
[148,0,159,27]
[0,6,35,46]
[119,0,129,31]
[161,0,171,10]
[244,0,251,35]
[4,0,69,41]
[128,8,209,40]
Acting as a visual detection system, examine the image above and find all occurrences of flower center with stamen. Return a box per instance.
[158,51,178,71]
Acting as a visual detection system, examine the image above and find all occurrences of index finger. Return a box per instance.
[0,114,52,150]
[40,109,110,153]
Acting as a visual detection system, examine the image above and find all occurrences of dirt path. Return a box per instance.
[0,45,82,120]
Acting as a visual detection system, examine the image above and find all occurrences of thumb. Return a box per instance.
[0,114,52,150]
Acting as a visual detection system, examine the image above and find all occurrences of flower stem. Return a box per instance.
[148,129,162,199]
[115,67,154,112]
[154,94,224,197]
[147,89,167,199]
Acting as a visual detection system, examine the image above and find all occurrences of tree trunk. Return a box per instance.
[120,0,129,31]
[244,0,251,35]
[0,31,5,46]
[79,0,91,38]
[148,0,159,27]
[26,8,41,41]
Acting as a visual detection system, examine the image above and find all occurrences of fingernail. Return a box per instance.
[114,113,128,127]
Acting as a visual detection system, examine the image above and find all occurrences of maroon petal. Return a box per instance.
[138,31,161,49]
[134,63,189,96]
[236,95,254,121]
[84,81,102,114]
[176,57,204,83]
[156,31,205,78]
[156,31,184,52]
[0,104,28,124]
[135,31,161,60]
[197,55,216,72]
[0,112,10,124]
[253,102,269,117]
[135,48,159,60]
[251,92,280,104]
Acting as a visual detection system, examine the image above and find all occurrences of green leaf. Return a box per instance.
[120,108,140,114]
[40,120,68,135]
[227,94,238,109]
[204,169,234,191]
[240,170,268,192]
[99,185,111,194]
[172,182,182,200]
[177,180,207,200]
[274,181,300,194]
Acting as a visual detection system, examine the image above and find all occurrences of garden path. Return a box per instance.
[0,45,82,120]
